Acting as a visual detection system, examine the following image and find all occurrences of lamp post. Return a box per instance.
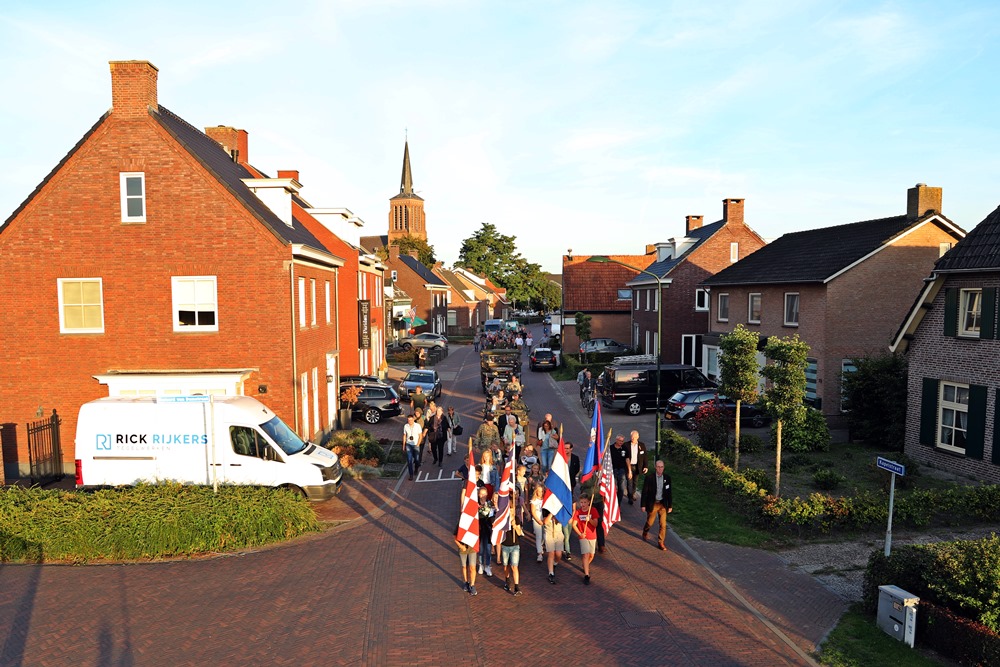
[587,256,670,460]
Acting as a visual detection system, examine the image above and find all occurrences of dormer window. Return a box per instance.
[120,172,146,222]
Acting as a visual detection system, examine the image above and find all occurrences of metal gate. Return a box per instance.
[27,409,64,485]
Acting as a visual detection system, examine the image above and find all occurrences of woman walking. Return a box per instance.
[445,406,462,456]
[541,509,564,584]
[537,419,556,472]
[426,405,449,467]
[529,485,545,563]
[477,487,495,577]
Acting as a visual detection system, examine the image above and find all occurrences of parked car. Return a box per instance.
[664,390,770,431]
[400,332,448,351]
[340,379,403,424]
[399,368,443,400]
[580,338,632,356]
[340,375,382,386]
[543,315,552,324]
[597,358,716,415]
[529,347,558,371]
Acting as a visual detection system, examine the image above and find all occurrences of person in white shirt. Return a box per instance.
[402,414,423,481]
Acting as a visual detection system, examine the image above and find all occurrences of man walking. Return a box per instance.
[626,430,648,505]
[609,435,629,506]
[402,414,423,481]
[455,522,478,596]
[641,460,673,551]
[409,386,427,414]
[576,366,589,400]
[474,415,502,455]
[501,510,523,596]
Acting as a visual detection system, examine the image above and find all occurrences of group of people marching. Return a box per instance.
[451,391,674,598]
[473,327,534,353]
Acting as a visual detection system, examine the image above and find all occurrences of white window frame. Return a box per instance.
[748,293,762,324]
[717,293,729,322]
[298,278,306,328]
[310,279,317,326]
[695,289,709,312]
[633,290,639,311]
[645,289,651,311]
[841,359,857,413]
[301,371,310,439]
[784,292,800,327]
[705,345,719,380]
[312,367,320,439]
[937,381,969,455]
[447,309,457,327]
[171,276,218,332]
[119,172,146,223]
[959,288,982,338]
[652,287,659,312]
[730,242,739,263]
[325,281,331,324]
[375,277,382,307]
[57,278,105,333]
[939,242,952,257]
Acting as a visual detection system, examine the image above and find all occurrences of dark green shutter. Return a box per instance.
[965,385,988,460]
[943,288,958,337]
[919,378,939,447]
[993,389,1000,465]
[981,287,996,340]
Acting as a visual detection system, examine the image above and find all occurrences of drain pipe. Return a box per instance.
[290,261,299,434]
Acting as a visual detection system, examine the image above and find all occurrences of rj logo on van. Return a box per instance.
[96,434,112,451]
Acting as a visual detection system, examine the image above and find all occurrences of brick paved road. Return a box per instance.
[0,334,841,666]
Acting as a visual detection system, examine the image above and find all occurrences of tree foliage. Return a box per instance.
[718,324,761,472]
[394,235,437,269]
[455,222,561,310]
[841,351,908,451]
[574,311,592,343]
[760,334,810,497]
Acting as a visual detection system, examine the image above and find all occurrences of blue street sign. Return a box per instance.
[877,456,905,477]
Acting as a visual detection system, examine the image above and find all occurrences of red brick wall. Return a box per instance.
[0,111,338,472]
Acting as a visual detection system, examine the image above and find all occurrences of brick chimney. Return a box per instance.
[389,245,401,261]
[277,170,300,182]
[109,60,158,119]
[907,183,943,220]
[408,250,420,259]
[685,215,704,234]
[205,126,249,163]
[722,198,744,226]
[645,244,657,254]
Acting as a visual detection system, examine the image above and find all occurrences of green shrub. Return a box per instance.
[695,402,730,453]
[742,468,771,494]
[783,453,812,471]
[916,600,1000,666]
[738,433,765,454]
[841,352,908,451]
[324,428,385,466]
[812,469,845,491]
[773,407,830,453]
[863,535,1000,633]
[0,484,319,563]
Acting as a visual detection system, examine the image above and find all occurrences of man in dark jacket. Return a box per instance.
[640,460,673,551]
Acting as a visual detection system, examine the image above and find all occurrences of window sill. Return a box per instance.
[783,323,799,328]
[934,446,969,459]
[747,321,761,325]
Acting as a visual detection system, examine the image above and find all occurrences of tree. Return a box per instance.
[759,334,809,497]
[394,235,437,269]
[455,223,520,284]
[575,311,592,360]
[841,352,908,451]
[718,324,761,472]
[536,279,562,312]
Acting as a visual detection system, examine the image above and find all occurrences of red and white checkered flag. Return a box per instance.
[456,442,480,549]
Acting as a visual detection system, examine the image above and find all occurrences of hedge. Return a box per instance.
[916,600,1000,666]
[663,429,1000,535]
[862,536,1000,633]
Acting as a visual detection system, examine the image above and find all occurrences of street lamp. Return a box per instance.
[587,256,670,459]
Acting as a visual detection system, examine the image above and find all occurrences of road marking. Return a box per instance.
[415,469,462,483]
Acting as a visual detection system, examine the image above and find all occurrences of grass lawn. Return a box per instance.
[659,463,780,548]
[816,605,946,666]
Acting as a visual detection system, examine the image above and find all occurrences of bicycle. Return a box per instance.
[582,388,595,418]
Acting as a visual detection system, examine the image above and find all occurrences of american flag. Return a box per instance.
[456,442,481,549]
[598,446,620,535]
[491,449,515,545]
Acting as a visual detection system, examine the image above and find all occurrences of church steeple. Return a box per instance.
[400,140,413,195]
[388,138,426,243]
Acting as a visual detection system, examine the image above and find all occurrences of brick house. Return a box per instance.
[891,203,1000,483]
[383,246,449,334]
[702,184,965,423]
[0,61,365,477]
[562,252,656,354]
[628,198,767,364]
[435,267,488,334]
[450,268,510,322]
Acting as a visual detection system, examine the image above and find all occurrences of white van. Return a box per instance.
[483,319,505,333]
[74,396,342,501]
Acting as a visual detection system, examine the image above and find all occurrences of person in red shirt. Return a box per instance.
[571,495,599,584]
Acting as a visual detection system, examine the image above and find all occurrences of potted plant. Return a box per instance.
[339,385,363,430]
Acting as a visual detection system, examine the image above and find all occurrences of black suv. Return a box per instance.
[340,379,403,424]
[597,358,716,415]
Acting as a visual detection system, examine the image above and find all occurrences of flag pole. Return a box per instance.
[588,427,613,509]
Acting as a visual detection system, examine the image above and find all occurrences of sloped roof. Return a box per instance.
[437,269,477,301]
[399,254,446,286]
[704,213,958,286]
[934,204,1000,272]
[154,107,327,252]
[630,221,725,285]
[360,234,388,253]
[564,253,654,311]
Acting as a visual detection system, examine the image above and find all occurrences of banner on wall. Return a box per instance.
[358,300,371,349]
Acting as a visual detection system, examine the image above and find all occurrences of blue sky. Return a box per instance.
[2,1,999,272]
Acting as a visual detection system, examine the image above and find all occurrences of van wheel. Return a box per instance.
[281,484,307,499]
[364,407,382,424]
[626,399,643,416]
[402,343,412,351]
